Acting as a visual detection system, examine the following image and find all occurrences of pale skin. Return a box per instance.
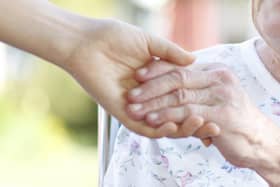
[127,0,280,186]
[0,0,219,139]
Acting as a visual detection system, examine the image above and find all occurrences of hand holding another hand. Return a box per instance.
[65,19,195,138]
[127,61,276,167]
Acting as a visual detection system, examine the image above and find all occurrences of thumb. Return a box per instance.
[146,34,195,65]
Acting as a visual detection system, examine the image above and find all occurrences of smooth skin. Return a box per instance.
[0,0,219,139]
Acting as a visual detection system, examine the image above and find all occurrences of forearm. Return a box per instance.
[0,0,91,67]
[246,117,280,187]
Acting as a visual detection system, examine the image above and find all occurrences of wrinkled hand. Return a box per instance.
[126,61,221,145]
[127,62,271,167]
[64,19,194,138]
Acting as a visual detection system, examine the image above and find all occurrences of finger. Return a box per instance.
[165,124,214,147]
[146,34,195,65]
[135,61,178,82]
[127,88,215,120]
[154,122,179,138]
[145,104,212,127]
[128,69,213,103]
[119,115,178,139]
[166,115,204,138]
[181,115,205,137]
[167,119,219,145]
[194,122,220,147]
[127,92,177,120]
[193,122,221,139]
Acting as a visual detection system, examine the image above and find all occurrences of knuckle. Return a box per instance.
[150,97,165,110]
[173,89,189,105]
[213,86,235,100]
[194,90,207,103]
[171,69,190,85]
[213,68,239,85]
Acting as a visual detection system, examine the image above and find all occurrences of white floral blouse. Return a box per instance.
[104,38,280,187]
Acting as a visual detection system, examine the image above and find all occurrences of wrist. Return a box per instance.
[36,2,96,69]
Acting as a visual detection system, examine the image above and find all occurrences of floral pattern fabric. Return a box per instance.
[104,38,280,187]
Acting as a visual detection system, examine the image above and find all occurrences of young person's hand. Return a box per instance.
[66,19,196,138]
[0,0,195,138]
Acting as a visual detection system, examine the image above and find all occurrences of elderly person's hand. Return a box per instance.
[127,62,280,184]
[126,61,221,143]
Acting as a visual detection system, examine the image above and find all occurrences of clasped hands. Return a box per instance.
[65,19,269,168]
[127,62,223,144]
[126,60,269,167]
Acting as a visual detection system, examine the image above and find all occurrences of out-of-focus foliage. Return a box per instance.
[1,0,120,148]
[3,57,98,145]
[0,1,119,186]
[51,0,116,17]
[0,55,99,186]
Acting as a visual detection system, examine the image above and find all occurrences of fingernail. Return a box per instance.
[137,68,148,76]
[148,113,159,121]
[129,104,143,111]
[130,88,142,97]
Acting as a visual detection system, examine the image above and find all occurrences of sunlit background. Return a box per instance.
[0,0,257,187]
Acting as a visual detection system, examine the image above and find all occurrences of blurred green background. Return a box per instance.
[0,1,118,187]
[0,0,254,187]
